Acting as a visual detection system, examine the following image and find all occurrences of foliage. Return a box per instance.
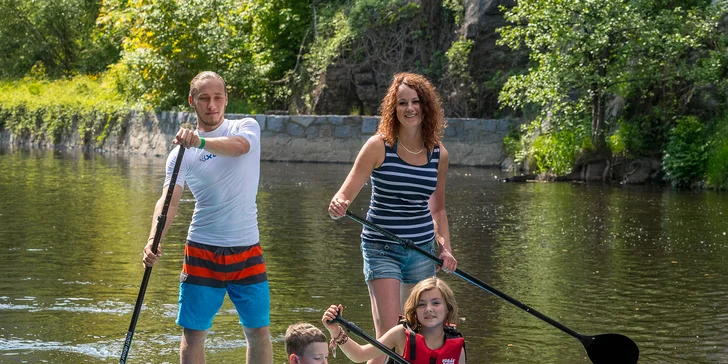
[0,0,117,78]
[607,123,630,157]
[706,115,728,190]
[349,0,420,31]
[503,127,528,167]
[344,0,459,79]
[608,109,675,158]
[346,0,422,68]
[663,116,708,187]
[531,123,592,175]
[295,5,353,113]
[442,37,475,117]
[106,0,310,111]
[442,0,465,25]
[497,0,725,173]
[0,75,131,145]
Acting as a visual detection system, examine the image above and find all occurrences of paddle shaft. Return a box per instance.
[331,316,409,364]
[345,211,588,343]
[120,146,185,364]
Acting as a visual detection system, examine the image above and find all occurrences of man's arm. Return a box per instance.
[142,184,183,267]
[197,135,250,156]
[174,128,251,157]
[174,118,260,157]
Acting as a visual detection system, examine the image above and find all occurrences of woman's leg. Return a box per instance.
[400,283,416,310]
[366,278,402,364]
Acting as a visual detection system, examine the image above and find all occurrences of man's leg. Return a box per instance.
[181,328,208,364]
[243,325,272,364]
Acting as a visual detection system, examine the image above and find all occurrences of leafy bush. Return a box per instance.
[706,115,728,190]
[663,116,707,188]
[531,124,591,175]
[503,128,524,164]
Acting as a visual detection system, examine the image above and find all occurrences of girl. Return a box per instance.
[322,277,466,364]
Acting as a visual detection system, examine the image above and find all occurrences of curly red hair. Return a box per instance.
[377,72,446,151]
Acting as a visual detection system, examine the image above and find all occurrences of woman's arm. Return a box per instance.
[328,135,385,218]
[429,145,457,272]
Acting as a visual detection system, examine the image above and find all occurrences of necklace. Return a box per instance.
[399,141,424,155]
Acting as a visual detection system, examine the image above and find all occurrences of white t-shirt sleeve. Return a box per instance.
[231,118,261,153]
[163,146,186,190]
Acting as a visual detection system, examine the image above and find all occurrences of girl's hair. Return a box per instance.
[189,71,227,99]
[376,72,446,152]
[403,277,458,332]
[284,322,327,356]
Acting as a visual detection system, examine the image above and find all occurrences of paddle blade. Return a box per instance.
[584,333,639,364]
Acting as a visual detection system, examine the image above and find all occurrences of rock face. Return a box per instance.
[310,0,525,119]
[462,0,516,39]
[0,112,513,167]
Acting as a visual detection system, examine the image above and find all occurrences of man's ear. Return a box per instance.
[288,353,299,364]
[188,95,195,108]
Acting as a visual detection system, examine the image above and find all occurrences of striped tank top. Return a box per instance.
[362,141,440,245]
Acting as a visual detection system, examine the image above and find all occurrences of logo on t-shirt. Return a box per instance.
[442,359,456,364]
[199,153,217,162]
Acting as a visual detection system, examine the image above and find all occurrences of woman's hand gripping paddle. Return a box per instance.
[344,210,639,364]
[119,146,185,364]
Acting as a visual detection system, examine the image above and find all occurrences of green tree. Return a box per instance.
[497,0,724,174]
[107,0,310,111]
[0,0,106,77]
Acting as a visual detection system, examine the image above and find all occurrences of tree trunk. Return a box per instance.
[586,77,612,181]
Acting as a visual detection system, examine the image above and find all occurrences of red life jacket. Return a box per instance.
[400,325,465,364]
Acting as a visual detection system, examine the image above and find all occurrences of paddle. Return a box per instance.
[328,310,409,364]
[345,210,639,364]
[120,146,185,364]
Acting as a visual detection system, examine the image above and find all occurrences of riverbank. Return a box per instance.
[0,110,514,167]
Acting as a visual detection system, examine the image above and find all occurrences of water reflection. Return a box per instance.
[1,148,727,363]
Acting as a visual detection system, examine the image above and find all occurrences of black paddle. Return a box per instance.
[328,311,409,364]
[345,210,639,364]
[120,146,185,363]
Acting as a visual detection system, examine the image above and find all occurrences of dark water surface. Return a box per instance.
[1,148,727,363]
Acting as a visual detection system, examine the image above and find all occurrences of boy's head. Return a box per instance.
[285,322,329,364]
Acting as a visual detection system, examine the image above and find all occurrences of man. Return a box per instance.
[142,71,272,364]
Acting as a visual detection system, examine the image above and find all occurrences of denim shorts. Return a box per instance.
[361,239,437,284]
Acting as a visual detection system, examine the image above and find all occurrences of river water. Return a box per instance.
[0,148,727,363]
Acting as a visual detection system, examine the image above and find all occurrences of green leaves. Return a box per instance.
[663,116,708,187]
[497,0,725,178]
[0,0,105,77]
[107,0,311,111]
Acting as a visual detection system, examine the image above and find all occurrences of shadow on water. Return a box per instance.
[1,148,728,363]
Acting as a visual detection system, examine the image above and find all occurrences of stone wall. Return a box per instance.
[1,111,514,167]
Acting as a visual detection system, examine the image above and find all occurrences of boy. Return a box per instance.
[285,323,329,364]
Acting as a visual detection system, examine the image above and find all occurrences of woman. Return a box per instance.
[327,72,458,364]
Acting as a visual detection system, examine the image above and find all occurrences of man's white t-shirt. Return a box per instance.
[164,118,260,247]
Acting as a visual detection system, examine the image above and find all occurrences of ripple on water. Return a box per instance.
[0,298,133,315]
[0,335,179,361]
